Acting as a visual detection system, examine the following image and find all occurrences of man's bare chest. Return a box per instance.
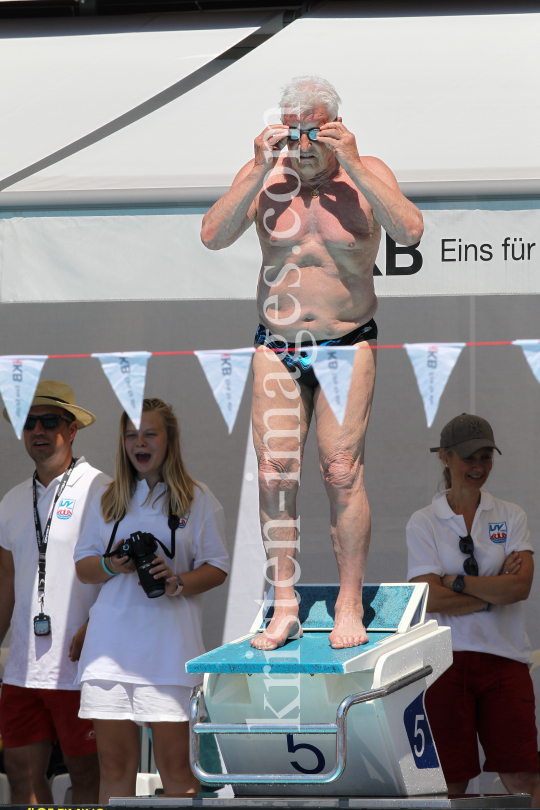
[256,185,377,250]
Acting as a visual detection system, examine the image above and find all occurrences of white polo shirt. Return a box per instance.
[74,478,229,687]
[0,458,111,690]
[407,489,534,664]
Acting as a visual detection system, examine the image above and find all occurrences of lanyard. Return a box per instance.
[32,458,77,608]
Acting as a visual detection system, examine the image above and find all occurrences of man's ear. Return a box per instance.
[337,116,343,123]
[69,421,78,445]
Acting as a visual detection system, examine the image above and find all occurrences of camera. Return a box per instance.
[106,531,165,599]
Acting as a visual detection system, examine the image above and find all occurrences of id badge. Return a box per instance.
[34,613,51,636]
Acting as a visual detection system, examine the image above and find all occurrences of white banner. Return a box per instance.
[195,348,254,434]
[3,206,540,303]
[92,351,151,429]
[0,355,47,439]
[513,340,540,384]
[404,343,465,427]
[373,208,540,296]
[311,346,357,426]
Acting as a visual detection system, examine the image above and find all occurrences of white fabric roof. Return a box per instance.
[5,3,540,195]
[0,10,269,187]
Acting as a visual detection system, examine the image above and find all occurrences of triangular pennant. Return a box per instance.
[194,348,254,434]
[0,355,48,439]
[512,340,540,384]
[92,352,151,429]
[311,346,357,426]
[404,343,465,427]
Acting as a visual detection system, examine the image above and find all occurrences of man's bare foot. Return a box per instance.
[250,611,303,650]
[329,597,368,649]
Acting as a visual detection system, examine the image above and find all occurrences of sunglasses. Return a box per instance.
[459,534,479,577]
[24,414,73,431]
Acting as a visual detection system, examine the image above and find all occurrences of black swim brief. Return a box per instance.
[254,319,378,389]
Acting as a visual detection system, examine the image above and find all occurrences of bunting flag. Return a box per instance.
[0,355,48,439]
[311,346,358,426]
[92,351,151,429]
[512,340,540,384]
[194,348,255,434]
[404,343,466,427]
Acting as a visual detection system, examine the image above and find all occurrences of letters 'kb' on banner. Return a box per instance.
[92,352,151,429]
[195,348,254,434]
[404,343,465,428]
[0,355,48,439]
[311,346,358,426]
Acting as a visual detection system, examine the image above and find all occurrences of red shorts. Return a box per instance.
[425,651,539,783]
[0,684,97,756]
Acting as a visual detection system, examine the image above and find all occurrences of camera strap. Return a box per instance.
[105,506,180,559]
[33,458,77,610]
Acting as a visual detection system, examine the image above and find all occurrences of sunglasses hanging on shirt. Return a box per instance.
[459,534,479,577]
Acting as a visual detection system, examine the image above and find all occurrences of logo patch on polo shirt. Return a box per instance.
[56,498,76,520]
[178,511,190,528]
[489,521,507,543]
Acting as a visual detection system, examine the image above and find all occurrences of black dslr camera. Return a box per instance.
[106,531,165,599]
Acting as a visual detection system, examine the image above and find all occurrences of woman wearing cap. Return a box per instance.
[407,413,539,804]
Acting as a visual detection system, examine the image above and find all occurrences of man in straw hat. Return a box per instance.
[0,381,110,803]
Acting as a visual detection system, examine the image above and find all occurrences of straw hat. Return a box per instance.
[3,380,96,430]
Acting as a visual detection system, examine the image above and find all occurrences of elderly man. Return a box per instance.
[201,76,423,650]
[0,381,110,803]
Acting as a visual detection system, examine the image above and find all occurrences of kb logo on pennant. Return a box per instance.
[489,522,508,543]
[57,498,76,520]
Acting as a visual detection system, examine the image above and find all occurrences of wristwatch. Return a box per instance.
[452,574,466,593]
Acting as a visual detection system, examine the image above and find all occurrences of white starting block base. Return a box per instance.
[180,584,531,809]
[109,793,531,808]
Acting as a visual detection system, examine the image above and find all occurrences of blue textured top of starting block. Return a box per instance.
[186,630,394,674]
[260,584,414,631]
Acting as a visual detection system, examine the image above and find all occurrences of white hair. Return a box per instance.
[279,76,341,119]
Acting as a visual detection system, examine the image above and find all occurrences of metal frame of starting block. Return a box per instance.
[178,583,530,809]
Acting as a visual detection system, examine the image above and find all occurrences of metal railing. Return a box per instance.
[189,664,432,785]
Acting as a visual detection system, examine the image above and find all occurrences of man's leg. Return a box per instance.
[4,739,53,803]
[93,719,140,803]
[314,341,377,648]
[63,752,100,803]
[251,346,314,650]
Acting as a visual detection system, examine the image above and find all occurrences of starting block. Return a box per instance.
[109,583,531,808]
[182,583,530,809]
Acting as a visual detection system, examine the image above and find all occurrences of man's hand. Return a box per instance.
[68,621,88,662]
[441,575,457,590]
[146,557,180,596]
[316,118,361,170]
[254,125,289,167]
[110,539,137,574]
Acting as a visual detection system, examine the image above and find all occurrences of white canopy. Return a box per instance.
[3,2,540,198]
[0,9,272,190]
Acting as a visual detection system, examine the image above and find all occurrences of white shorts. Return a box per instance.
[79,680,196,724]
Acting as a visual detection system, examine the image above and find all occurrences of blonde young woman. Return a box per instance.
[74,399,229,802]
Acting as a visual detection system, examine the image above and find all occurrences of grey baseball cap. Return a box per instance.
[430,413,501,458]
